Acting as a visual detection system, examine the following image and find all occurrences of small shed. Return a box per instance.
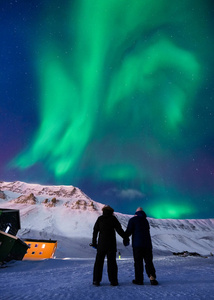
[0,230,29,263]
[24,239,57,260]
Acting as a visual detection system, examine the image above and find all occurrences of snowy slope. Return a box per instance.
[0,180,214,257]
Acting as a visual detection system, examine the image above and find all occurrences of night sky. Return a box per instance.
[1,0,214,219]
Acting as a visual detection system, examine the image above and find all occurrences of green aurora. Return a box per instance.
[9,0,214,218]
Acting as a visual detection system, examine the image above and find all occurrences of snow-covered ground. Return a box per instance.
[1,254,214,300]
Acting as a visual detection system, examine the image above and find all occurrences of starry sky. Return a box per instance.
[1,0,214,219]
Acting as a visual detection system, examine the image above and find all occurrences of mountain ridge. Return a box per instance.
[0,180,214,257]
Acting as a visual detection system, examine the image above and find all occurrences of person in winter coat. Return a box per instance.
[125,207,158,285]
[91,205,126,286]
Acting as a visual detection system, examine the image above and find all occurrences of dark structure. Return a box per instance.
[0,208,21,236]
[0,208,28,263]
[0,230,29,262]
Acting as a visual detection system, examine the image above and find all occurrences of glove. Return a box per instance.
[89,243,97,249]
[123,237,130,247]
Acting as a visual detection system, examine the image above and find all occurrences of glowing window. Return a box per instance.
[42,244,46,249]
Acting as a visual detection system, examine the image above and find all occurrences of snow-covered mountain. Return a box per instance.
[0,180,214,257]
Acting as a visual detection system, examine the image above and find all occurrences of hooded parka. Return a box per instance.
[92,205,125,285]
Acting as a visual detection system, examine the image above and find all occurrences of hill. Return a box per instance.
[0,181,214,257]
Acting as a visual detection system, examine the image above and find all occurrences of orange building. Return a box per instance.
[23,239,57,260]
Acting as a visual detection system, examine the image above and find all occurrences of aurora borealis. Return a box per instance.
[1,0,214,218]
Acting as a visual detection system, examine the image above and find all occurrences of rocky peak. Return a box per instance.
[13,193,37,205]
[64,199,98,211]
[42,197,59,207]
[0,190,6,199]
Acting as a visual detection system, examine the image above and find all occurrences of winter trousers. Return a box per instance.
[133,247,156,282]
[93,249,118,284]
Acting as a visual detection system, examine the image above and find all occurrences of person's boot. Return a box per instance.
[149,276,158,285]
[132,279,144,285]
